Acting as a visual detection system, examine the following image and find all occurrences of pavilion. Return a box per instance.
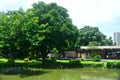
[80,46,120,59]
[64,46,120,59]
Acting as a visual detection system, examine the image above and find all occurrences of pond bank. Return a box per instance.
[1,58,120,69]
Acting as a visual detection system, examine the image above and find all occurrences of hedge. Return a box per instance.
[106,61,120,68]
[0,59,120,68]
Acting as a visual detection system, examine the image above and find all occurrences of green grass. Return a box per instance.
[56,59,70,63]
[0,58,8,62]
[107,60,120,62]
[0,58,40,63]
[15,59,24,63]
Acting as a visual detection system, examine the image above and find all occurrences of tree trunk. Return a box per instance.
[31,50,34,58]
[41,52,46,68]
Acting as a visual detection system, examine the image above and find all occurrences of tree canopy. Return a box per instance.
[0,1,113,64]
[79,26,113,46]
[0,2,79,62]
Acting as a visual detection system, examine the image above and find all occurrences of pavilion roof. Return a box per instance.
[81,46,120,50]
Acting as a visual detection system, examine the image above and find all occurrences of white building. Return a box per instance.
[114,32,120,46]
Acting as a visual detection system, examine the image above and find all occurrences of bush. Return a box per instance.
[45,58,56,64]
[7,59,15,63]
[106,62,120,68]
[82,62,104,68]
[107,62,115,68]
[68,59,83,68]
[69,60,80,64]
[0,56,3,59]
[24,58,29,62]
[94,55,101,61]
[0,62,42,68]
[116,62,120,68]
[80,58,84,61]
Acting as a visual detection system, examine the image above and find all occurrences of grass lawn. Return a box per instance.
[0,58,8,62]
[107,59,120,62]
[0,58,41,63]
[56,59,70,63]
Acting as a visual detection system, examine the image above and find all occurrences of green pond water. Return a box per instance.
[0,68,120,80]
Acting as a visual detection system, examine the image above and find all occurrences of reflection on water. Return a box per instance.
[55,68,120,80]
[0,68,120,80]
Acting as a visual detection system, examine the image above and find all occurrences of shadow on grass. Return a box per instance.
[0,67,50,78]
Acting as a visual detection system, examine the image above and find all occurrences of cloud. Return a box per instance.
[0,0,23,11]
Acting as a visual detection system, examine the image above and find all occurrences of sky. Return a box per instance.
[0,0,120,39]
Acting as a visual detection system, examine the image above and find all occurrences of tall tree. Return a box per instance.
[0,9,27,59]
[0,2,79,65]
[79,26,113,46]
[30,2,79,65]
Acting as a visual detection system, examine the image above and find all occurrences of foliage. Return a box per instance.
[80,58,85,61]
[81,61,105,68]
[24,58,29,62]
[79,26,113,46]
[0,62,42,68]
[51,48,58,58]
[67,59,83,68]
[52,48,58,54]
[106,61,120,68]
[0,1,113,66]
[1,58,120,68]
[0,1,79,63]
[69,59,80,64]
[93,55,101,61]
[88,41,99,46]
[7,59,15,63]
[87,53,94,59]
[86,54,101,62]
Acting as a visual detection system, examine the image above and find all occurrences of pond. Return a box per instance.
[0,68,120,80]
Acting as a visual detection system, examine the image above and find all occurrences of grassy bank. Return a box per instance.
[1,58,120,68]
[0,58,120,80]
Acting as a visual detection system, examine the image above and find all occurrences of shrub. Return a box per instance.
[24,58,29,62]
[106,62,120,68]
[0,56,3,59]
[45,58,56,64]
[87,53,93,59]
[69,60,80,64]
[116,62,120,68]
[7,59,15,63]
[68,59,83,68]
[82,62,104,68]
[80,58,84,61]
[94,55,101,61]
[107,62,115,68]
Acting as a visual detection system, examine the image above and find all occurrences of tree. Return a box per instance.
[0,12,14,59]
[0,2,79,65]
[79,26,113,46]
[0,9,27,59]
[30,2,79,65]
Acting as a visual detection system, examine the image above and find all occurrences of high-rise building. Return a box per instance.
[114,32,120,46]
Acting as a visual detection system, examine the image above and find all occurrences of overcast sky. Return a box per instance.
[0,0,120,38]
